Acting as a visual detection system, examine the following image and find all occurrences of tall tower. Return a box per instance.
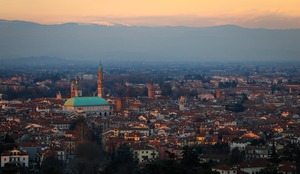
[71,82,75,98]
[71,79,81,97]
[148,80,155,99]
[179,96,186,111]
[116,98,124,113]
[199,123,203,134]
[74,79,79,97]
[98,62,104,98]
[216,89,221,100]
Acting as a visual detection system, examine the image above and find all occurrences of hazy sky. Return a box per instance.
[1,0,300,28]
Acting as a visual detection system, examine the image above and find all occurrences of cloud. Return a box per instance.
[235,13,300,29]
[79,13,300,29]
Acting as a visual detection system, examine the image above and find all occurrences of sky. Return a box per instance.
[1,0,300,28]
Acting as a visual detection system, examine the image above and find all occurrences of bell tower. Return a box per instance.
[179,96,186,111]
[71,79,82,97]
[98,62,104,98]
[71,82,75,98]
[148,80,155,99]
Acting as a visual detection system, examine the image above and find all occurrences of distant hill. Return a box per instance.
[0,19,300,62]
[3,56,64,64]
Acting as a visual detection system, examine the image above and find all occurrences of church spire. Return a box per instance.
[99,60,103,70]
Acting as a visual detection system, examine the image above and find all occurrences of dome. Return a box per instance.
[64,97,109,107]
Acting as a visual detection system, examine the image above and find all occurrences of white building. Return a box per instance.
[211,164,237,174]
[1,149,29,167]
[230,141,250,151]
[239,159,269,174]
[132,144,158,163]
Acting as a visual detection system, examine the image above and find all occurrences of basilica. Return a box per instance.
[63,63,112,116]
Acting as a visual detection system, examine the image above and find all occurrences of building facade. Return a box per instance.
[1,149,29,168]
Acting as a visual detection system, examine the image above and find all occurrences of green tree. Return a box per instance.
[269,141,280,163]
[104,143,137,174]
[0,134,18,154]
[41,155,63,174]
[67,142,103,174]
[74,122,92,142]
[181,146,199,167]
[229,147,245,164]
[143,160,191,174]
[258,166,279,174]
[69,117,86,130]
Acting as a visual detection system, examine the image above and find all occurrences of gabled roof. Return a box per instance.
[212,164,235,171]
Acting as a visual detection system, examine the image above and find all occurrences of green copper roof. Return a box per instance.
[64,97,108,107]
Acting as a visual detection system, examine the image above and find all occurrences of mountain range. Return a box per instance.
[0,19,299,62]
